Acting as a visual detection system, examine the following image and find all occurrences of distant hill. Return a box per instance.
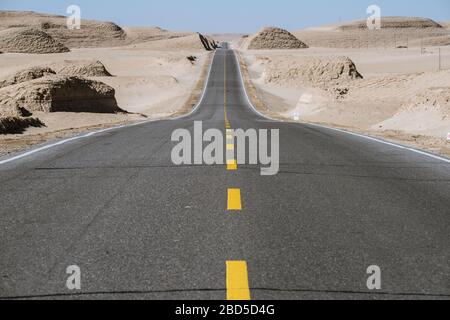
[0,10,190,49]
[336,17,442,31]
[294,16,450,48]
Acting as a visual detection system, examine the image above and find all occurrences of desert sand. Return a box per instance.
[0,46,211,154]
[235,18,450,157]
[1,11,450,159]
[0,11,215,156]
[0,11,188,48]
[293,17,450,48]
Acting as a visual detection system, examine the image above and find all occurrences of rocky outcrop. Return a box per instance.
[247,27,308,50]
[0,76,124,113]
[53,60,113,77]
[0,67,56,89]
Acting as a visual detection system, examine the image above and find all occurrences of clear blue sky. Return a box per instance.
[1,0,449,33]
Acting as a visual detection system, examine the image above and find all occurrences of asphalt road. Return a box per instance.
[0,44,449,300]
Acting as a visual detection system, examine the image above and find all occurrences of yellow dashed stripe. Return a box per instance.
[227,188,242,210]
[226,261,251,300]
[227,159,237,171]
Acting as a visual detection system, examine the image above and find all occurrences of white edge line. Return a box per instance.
[169,49,217,120]
[308,123,450,164]
[233,48,450,165]
[3,48,447,166]
[0,50,219,166]
[0,119,155,166]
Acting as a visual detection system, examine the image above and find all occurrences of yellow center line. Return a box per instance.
[224,53,229,127]
[227,159,237,171]
[226,261,251,300]
[224,55,237,170]
[227,188,242,210]
[223,51,248,301]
